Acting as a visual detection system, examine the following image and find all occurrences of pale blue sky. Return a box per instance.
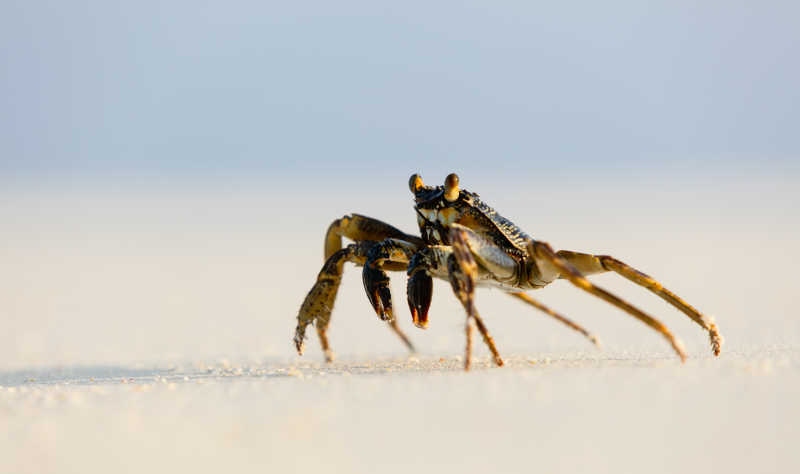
[2,1,798,186]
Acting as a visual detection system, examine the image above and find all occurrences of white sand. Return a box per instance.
[2,351,797,474]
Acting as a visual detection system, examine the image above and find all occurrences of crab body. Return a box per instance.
[409,174,561,292]
[294,173,722,370]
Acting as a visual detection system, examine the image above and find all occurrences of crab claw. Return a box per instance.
[362,264,394,321]
[407,256,433,328]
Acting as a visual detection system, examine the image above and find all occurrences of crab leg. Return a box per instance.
[556,250,722,356]
[528,241,688,362]
[295,241,418,362]
[295,242,368,361]
[296,214,424,362]
[448,227,504,370]
[465,316,475,371]
[509,292,601,347]
[325,213,423,259]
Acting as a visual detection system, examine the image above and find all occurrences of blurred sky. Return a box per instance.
[2,1,799,188]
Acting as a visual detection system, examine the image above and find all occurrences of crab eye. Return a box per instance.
[444,173,460,202]
[409,173,424,193]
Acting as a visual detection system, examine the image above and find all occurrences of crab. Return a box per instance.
[294,173,722,370]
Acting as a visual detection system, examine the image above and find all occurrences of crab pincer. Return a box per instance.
[362,263,394,321]
[407,255,433,328]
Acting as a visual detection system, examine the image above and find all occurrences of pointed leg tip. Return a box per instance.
[324,350,335,363]
[402,340,417,353]
[388,321,416,352]
[710,325,723,356]
[673,339,688,363]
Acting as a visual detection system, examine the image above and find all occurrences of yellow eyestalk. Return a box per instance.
[408,173,424,193]
[444,173,460,202]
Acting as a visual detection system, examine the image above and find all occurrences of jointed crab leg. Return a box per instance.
[295,242,368,361]
[449,227,504,370]
[509,292,601,347]
[325,213,423,259]
[472,313,503,368]
[464,317,474,371]
[297,214,424,362]
[387,319,415,353]
[529,240,688,362]
[295,241,417,362]
[556,250,722,356]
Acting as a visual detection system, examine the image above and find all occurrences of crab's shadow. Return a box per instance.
[0,352,730,388]
[0,365,173,387]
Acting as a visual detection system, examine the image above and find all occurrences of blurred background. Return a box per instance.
[1,3,799,472]
[2,1,798,368]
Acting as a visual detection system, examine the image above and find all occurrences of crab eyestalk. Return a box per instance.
[407,254,433,329]
[444,173,459,202]
[409,173,424,193]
